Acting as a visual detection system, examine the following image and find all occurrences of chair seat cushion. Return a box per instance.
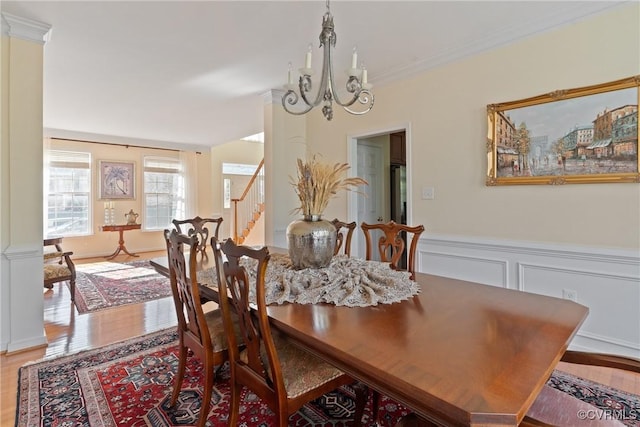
[44,264,72,280]
[272,332,344,399]
[44,251,64,261]
[203,309,241,352]
[527,384,626,426]
[203,309,230,352]
[238,330,345,399]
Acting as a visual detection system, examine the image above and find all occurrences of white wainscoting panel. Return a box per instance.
[419,234,640,358]
[422,252,509,288]
[1,244,47,353]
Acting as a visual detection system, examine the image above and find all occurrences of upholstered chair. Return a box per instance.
[163,229,238,427]
[43,238,76,301]
[211,237,366,427]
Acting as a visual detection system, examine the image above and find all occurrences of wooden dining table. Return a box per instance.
[149,250,589,426]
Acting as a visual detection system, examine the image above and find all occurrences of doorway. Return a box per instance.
[348,126,410,259]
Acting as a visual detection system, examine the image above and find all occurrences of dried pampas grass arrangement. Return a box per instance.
[291,154,368,218]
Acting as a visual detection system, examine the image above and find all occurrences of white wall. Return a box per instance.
[301,4,640,356]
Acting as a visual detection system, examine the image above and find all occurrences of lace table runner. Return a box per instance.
[197,253,420,307]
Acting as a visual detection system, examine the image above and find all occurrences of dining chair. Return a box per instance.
[172,216,223,255]
[521,350,640,426]
[211,237,367,427]
[361,220,425,280]
[163,229,235,427]
[361,220,424,423]
[331,218,357,256]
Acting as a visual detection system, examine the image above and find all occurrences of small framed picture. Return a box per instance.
[486,76,639,185]
[99,160,135,199]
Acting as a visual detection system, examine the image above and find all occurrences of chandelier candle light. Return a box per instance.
[282,0,374,121]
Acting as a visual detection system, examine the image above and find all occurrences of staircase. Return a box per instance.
[232,159,264,244]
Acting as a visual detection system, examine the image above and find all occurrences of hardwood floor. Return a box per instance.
[1,251,639,426]
[1,251,179,427]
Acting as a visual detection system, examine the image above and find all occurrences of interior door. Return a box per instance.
[356,140,385,260]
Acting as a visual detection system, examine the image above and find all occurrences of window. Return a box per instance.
[223,178,231,209]
[45,150,91,237]
[222,162,261,210]
[143,156,184,230]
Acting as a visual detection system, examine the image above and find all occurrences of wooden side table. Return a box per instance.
[43,236,64,252]
[101,223,142,260]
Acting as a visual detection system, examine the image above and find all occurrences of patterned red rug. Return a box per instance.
[70,260,172,314]
[16,329,410,426]
[16,328,640,426]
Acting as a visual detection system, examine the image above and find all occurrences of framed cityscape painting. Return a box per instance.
[99,160,135,199]
[486,76,639,185]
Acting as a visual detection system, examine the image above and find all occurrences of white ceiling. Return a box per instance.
[0,1,629,151]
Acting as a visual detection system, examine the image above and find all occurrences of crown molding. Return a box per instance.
[373,2,630,88]
[1,12,51,44]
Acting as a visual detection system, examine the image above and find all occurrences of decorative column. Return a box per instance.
[262,89,307,248]
[0,13,52,352]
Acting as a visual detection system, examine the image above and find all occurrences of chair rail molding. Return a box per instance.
[3,243,42,260]
[418,233,640,358]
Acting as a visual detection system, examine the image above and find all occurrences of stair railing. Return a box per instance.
[232,159,265,243]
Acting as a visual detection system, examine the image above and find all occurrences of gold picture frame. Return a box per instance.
[486,76,640,186]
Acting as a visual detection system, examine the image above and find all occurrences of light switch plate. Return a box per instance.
[422,186,434,200]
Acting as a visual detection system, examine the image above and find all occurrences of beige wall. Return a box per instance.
[5,38,44,247]
[195,149,213,220]
[305,3,640,250]
[48,138,211,258]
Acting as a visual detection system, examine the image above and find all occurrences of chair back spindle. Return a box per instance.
[165,231,208,347]
[164,229,232,427]
[361,220,424,280]
[211,237,366,426]
[172,216,223,255]
[331,219,357,256]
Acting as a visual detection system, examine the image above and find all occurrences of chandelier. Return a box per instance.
[282,0,374,121]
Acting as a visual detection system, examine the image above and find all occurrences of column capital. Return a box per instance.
[1,12,51,44]
[263,89,286,106]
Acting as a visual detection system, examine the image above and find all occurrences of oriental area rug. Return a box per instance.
[70,260,172,314]
[16,329,640,427]
[15,329,410,427]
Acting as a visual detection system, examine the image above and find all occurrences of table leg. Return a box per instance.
[105,247,122,260]
[105,229,139,260]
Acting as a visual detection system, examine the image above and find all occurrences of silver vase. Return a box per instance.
[286,215,336,269]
